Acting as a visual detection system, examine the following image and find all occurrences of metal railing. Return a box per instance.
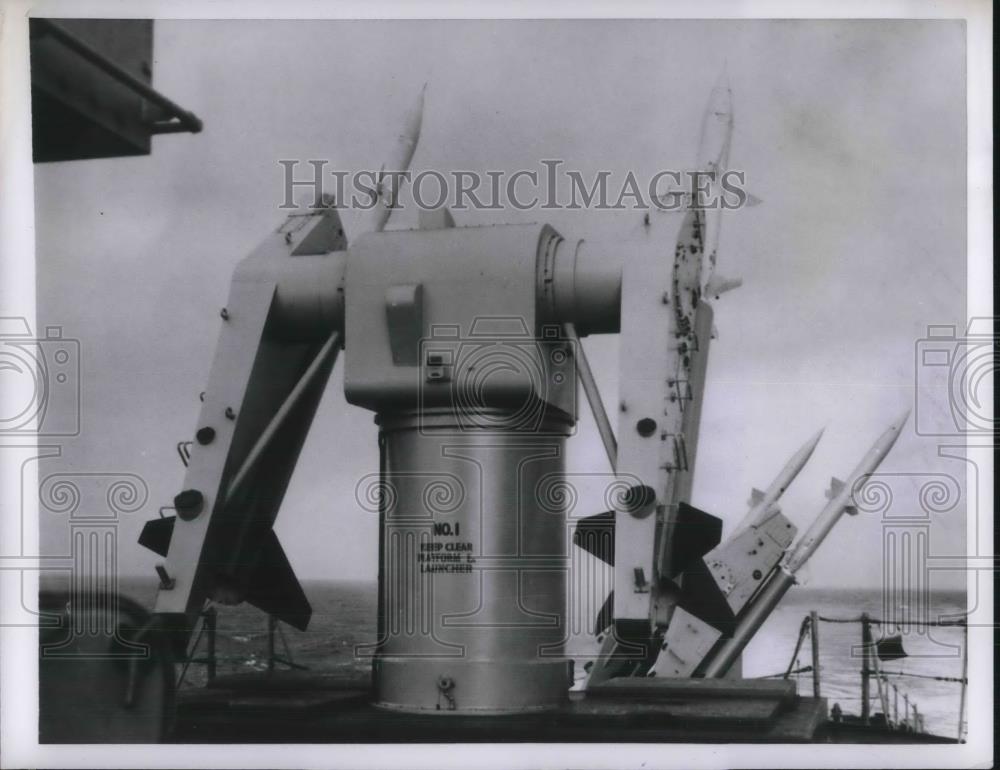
[764,610,968,740]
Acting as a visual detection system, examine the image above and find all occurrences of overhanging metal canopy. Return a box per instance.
[30,18,202,163]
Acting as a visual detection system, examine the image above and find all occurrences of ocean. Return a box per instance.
[89,578,968,740]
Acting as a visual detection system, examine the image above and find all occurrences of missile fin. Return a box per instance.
[665,502,724,579]
[748,487,765,506]
[242,530,312,631]
[138,516,175,557]
[573,511,615,565]
[704,273,743,299]
[676,558,738,637]
[827,476,846,499]
[593,591,615,636]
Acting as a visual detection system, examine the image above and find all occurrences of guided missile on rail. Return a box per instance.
[701,409,911,678]
[357,82,426,235]
[731,428,825,535]
[696,71,733,183]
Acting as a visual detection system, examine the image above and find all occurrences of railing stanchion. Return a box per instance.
[205,607,217,683]
[809,610,821,698]
[957,619,968,741]
[860,613,871,725]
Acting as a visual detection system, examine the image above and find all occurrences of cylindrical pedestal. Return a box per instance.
[373,409,572,713]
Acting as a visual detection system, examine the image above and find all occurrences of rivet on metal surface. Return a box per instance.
[225,407,236,420]
[220,307,229,320]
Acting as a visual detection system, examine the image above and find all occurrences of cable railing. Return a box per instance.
[764,610,968,741]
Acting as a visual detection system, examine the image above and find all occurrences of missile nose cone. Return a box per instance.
[886,408,912,439]
[399,83,427,147]
[415,81,427,115]
[707,70,733,110]
[805,427,826,452]
[413,82,427,123]
[698,70,734,173]
[788,427,824,468]
[871,408,911,460]
[713,67,732,95]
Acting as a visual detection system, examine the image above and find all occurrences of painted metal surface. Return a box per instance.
[153,204,346,625]
[612,209,707,624]
[373,410,572,712]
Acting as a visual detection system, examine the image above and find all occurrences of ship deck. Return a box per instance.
[168,672,954,744]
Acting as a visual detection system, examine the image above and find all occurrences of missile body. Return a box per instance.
[785,410,908,573]
[696,73,733,180]
[732,428,825,535]
[702,410,911,678]
[696,74,733,287]
[357,84,426,235]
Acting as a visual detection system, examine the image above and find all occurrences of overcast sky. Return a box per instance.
[31,19,968,591]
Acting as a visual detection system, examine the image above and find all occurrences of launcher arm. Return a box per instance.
[142,204,347,637]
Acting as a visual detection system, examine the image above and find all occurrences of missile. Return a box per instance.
[651,73,733,212]
[696,71,733,181]
[702,409,911,678]
[357,83,426,235]
[697,73,734,292]
[785,409,909,573]
[731,428,825,535]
